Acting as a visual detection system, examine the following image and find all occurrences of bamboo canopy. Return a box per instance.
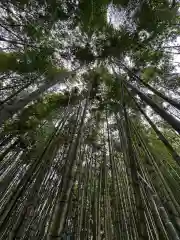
[0,0,180,239]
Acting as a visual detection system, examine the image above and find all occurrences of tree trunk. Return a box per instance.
[118,61,180,111]
[128,90,180,164]
[125,80,180,133]
[48,99,89,239]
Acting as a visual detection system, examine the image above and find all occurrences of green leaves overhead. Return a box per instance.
[112,0,130,8]
[100,29,138,59]
[141,67,158,82]
[134,1,177,31]
[3,92,71,134]
[78,0,109,33]
[0,1,180,240]
[24,24,47,40]
[0,47,55,74]
[73,45,95,63]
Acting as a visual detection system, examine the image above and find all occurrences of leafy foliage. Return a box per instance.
[0,0,180,239]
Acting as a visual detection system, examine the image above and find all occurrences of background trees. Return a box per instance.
[0,0,180,239]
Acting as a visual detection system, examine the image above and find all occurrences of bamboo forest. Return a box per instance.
[1,0,180,239]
